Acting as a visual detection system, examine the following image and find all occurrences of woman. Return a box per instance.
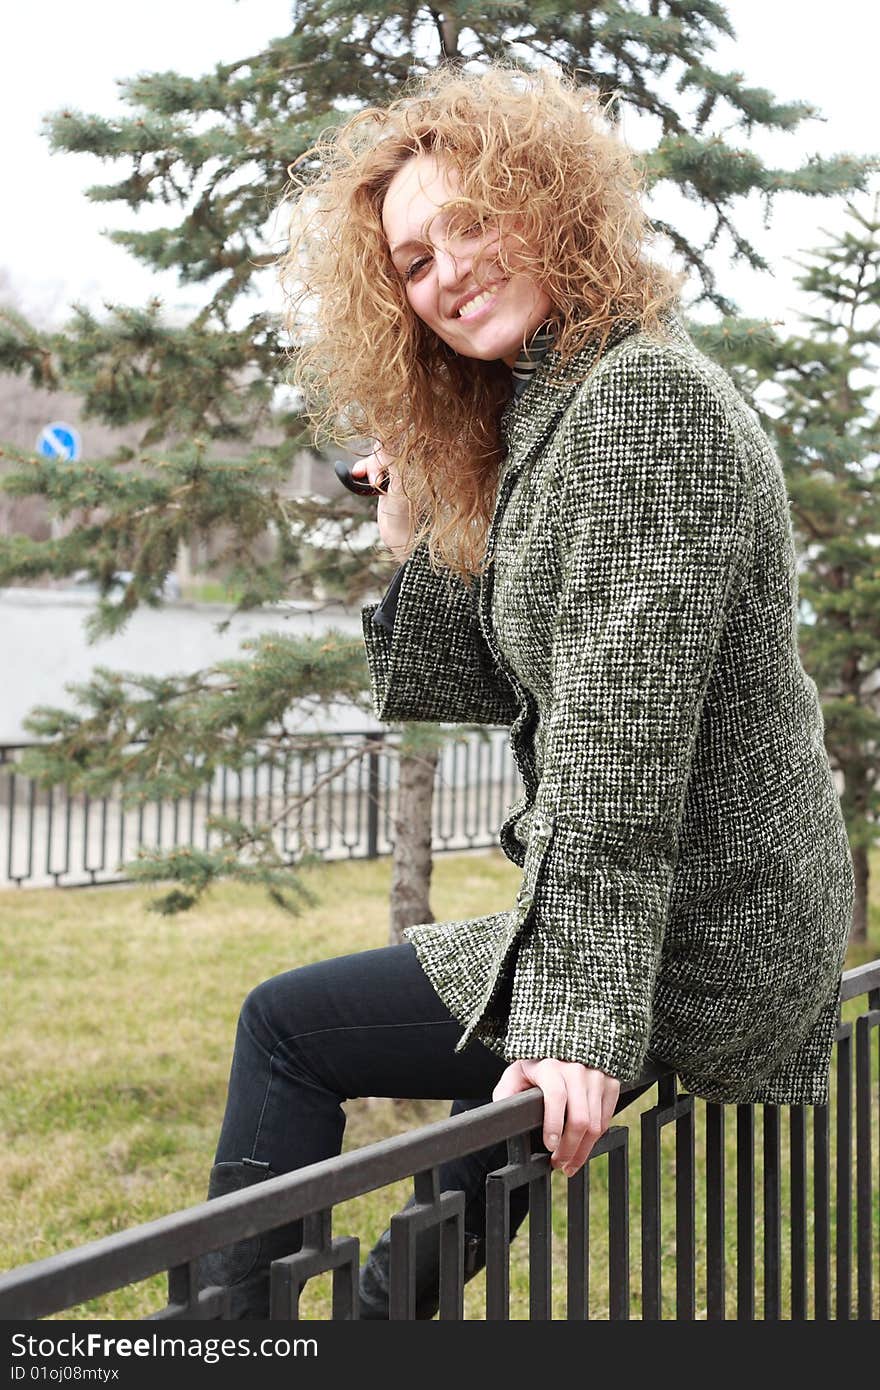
[200,62,854,1319]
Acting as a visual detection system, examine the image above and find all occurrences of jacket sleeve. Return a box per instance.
[361,539,521,726]
[497,353,755,1081]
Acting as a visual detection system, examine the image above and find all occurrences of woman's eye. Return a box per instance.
[402,225,484,282]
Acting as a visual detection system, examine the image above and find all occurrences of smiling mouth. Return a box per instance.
[455,281,506,320]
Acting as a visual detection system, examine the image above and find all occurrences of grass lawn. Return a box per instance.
[1,845,878,1321]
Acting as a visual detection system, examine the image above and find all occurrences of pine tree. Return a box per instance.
[0,2,875,918]
[690,197,880,944]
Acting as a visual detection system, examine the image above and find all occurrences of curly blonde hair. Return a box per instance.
[280,59,680,583]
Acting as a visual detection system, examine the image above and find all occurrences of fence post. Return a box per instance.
[365,731,383,861]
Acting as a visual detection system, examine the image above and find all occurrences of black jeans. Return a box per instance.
[214,942,524,1249]
[212,938,661,1295]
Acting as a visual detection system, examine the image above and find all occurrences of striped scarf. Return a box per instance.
[510,320,559,399]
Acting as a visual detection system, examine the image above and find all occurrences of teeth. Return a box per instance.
[457,287,499,317]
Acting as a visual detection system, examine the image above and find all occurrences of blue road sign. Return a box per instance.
[36,422,82,461]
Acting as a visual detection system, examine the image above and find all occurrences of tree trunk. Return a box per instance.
[840,758,870,947]
[388,745,439,946]
[850,838,868,945]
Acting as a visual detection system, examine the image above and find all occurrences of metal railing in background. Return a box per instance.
[0,961,877,1320]
[0,731,521,889]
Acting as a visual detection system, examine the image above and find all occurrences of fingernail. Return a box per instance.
[548,1133,558,1145]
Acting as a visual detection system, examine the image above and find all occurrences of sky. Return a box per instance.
[2,1,877,334]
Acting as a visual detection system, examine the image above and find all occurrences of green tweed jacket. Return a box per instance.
[360,311,855,1107]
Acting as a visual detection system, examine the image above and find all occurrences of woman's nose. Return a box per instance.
[434,244,468,288]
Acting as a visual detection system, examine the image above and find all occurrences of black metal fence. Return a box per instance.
[1,961,877,1321]
[0,731,521,889]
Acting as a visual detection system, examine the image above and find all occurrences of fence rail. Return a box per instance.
[1,961,877,1321]
[0,732,521,889]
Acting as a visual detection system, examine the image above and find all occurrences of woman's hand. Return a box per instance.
[350,443,413,563]
[492,1058,620,1177]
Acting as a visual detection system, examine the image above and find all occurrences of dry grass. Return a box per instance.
[1,845,877,1320]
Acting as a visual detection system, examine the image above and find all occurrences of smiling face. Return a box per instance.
[381,153,555,369]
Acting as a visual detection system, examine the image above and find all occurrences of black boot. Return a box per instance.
[357,1096,532,1320]
[358,1171,530,1319]
[357,1194,489,1320]
[199,1160,302,1319]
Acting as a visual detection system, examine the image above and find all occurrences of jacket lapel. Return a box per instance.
[477,314,646,692]
[498,314,644,487]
